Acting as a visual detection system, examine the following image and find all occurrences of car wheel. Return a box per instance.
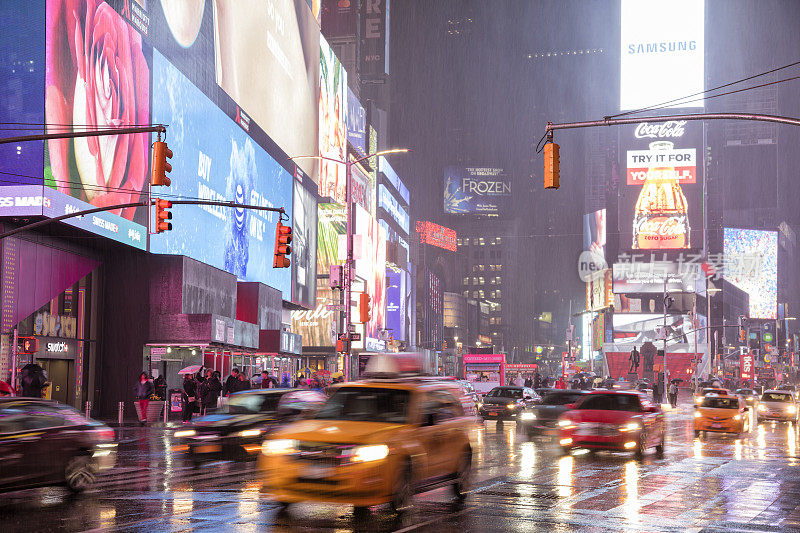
[635,432,647,460]
[390,460,413,514]
[275,502,292,515]
[693,430,700,438]
[65,455,95,492]
[655,433,665,456]
[353,506,370,519]
[452,449,472,502]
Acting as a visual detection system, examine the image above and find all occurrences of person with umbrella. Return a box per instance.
[20,363,46,398]
[182,373,198,423]
[668,379,680,408]
[134,372,154,425]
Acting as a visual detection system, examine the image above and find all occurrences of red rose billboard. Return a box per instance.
[44,0,150,248]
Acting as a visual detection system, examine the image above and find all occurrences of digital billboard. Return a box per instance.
[346,87,366,156]
[355,205,387,342]
[444,166,511,215]
[386,269,408,343]
[618,121,702,251]
[214,0,320,183]
[724,228,778,319]
[44,0,150,249]
[290,287,336,347]
[620,0,704,111]
[292,180,317,308]
[317,203,346,275]
[582,209,607,265]
[150,51,292,295]
[612,313,706,348]
[416,221,457,252]
[378,184,409,234]
[318,36,347,203]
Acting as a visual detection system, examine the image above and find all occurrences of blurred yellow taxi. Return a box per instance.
[258,354,475,514]
[694,394,750,437]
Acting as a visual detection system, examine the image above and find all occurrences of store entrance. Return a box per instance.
[38,359,74,404]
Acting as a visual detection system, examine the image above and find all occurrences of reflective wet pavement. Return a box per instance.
[2,401,800,532]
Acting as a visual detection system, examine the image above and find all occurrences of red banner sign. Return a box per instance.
[416,220,457,252]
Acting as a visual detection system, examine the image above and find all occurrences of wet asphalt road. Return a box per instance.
[1,399,800,532]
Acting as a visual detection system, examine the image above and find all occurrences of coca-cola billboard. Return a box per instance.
[618,121,703,252]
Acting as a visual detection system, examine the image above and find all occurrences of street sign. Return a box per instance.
[151,354,162,362]
[150,347,167,355]
[326,304,346,311]
[350,333,361,341]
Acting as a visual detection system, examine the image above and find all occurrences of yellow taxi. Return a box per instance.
[694,393,750,437]
[258,354,475,515]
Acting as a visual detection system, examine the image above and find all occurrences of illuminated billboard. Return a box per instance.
[317,203,346,275]
[150,52,292,295]
[620,0,704,110]
[355,206,387,342]
[292,181,318,308]
[582,209,607,265]
[724,228,778,319]
[416,221,457,252]
[290,288,336,347]
[43,0,149,249]
[214,0,320,183]
[318,36,347,203]
[618,121,702,251]
[444,166,511,215]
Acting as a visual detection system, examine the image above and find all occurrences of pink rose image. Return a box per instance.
[45,0,150,220]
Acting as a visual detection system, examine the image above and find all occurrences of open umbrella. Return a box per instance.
[670,378,684,384]
[178,364,202,375]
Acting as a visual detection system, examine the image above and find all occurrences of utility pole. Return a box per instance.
[663,278,669,404]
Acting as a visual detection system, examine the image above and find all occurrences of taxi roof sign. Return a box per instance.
[362,352,427,379]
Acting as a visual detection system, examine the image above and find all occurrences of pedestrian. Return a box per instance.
[134,372,154,425]
[555,377,566,389]
[199,369,222,416]
[533,372,541,389]
[260,370,277,389]
[20,363,46,398]
[652,380,662,404]
[524,375,532,388]
[223,368,240,396]
[182,373,198,423]
[237,371,251,391]
[668,381,678,408]
[514,374,525,387]
[153,374,167,400]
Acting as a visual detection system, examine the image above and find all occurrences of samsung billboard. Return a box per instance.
[620,0,704,111]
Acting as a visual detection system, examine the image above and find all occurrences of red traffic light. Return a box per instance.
[151,141,173,187]
[154,198,173,233]
[273,221,292,268]
[18,337,38,354]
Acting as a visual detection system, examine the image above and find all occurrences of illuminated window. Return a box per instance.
[479,290,485,298]
[489,238,496,246]
[457,238,462,246]
[464,237,470,245]
[496,317,502,325]
[479,264,485,271]
[473,291,479,298]
[497,264,502,271]
[496,289,502,298]
[478,277,484,284]
[463,290,470,298]
[496,276,502,284]
[478,237,485,246]
[490,277,496,285]
[489,265,496,271]
[496,304,502,312]
[496,237,502,245]
[463,276,469,285]
[490,317,496,324]
[472,277,478,285]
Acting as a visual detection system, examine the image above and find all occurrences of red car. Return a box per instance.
[557,390,665,458]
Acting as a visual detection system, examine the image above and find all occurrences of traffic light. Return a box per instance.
[359,292,372,323]
[151,140,173,187]
[154,198,173,233]
[543,142,560,189]
[273,221,292,268]
[748,331,760,349]
[17,337,38,354]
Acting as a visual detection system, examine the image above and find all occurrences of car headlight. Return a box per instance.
[619,421,641,432]
[558,419,574,428]
[174,429,196,438]
[694,411,702,418]
[349,444,389,463]
[507,403,518,410]
[733,414,742,421]
[262,439,297,455]
[520,412,536,421]
[237,429,262,438]
[758,404,767,412]
[695,397,702,404]
[788,406,797,414]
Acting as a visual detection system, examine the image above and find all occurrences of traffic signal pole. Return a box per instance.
[545,112,800,135]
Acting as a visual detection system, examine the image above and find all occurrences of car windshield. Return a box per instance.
[314,387,410,423]
[702,389,727,396]
[486,388,522,399]
[542,393,584,405]
[701,397,739,409]
[762,393,793,402]
[578,394,641,412]
[227,394,282,414]
[735,389,755,395]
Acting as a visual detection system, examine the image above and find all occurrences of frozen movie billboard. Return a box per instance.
[444,166,511,215]
[724,228,778,320]
[620,0,704,111]
[150,52,292,295]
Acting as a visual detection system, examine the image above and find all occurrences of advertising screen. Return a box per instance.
[416,221,457,252]
[214,0,320,183]
[618,120,702,251]
[378,184,409,234]
[290,287,336,347]
[150,51,292,295]
[318,36,347,203]
[346,87,366,156]
[44,0,150,249]
[724,228,778,319]
[355,206,387,341]
[317,203,346,275]
[612,313,706,348]
[612,260,702,294]
[385,269,405,342]
[583,209,607,265]
[620,0,704,110]
[292,180,317,308]
[444,166,511,215]
[0,1,44,183]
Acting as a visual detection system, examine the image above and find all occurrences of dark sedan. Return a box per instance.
[175,389,325,466]
[517,390,588,438]
[735,388,760,407]
[0,398,117,493]
[479,386,540,422]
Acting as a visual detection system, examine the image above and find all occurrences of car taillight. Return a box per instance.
[94,428,116,442]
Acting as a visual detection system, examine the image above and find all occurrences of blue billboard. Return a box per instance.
[150,51,292,295]
[444,166,512,215]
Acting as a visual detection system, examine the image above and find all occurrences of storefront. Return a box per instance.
[505,363,538,385]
